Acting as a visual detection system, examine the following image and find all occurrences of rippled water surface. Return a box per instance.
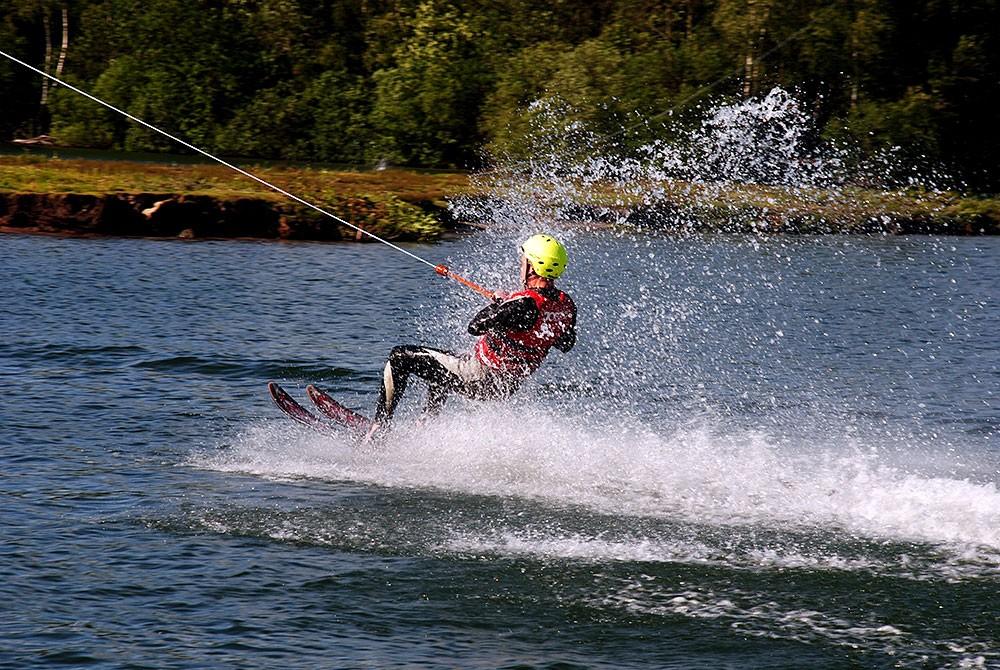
[2,232,998,669]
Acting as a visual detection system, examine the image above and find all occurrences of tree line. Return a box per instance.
[1,0,998,191]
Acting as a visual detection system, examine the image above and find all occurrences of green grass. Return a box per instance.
[3,154,997,236]
[0,154,472,203]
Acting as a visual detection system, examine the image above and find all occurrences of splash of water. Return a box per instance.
[201,406,1000,563]
[453,87,953,236]
[208,88,997,579]
[397,89,998,560]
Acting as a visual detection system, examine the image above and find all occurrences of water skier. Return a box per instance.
[366,234,577,440]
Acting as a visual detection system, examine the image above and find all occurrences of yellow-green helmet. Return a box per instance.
[520,233,568,278]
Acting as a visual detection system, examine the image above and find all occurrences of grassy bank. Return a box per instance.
[2,154,998,238]
[0,154,472,240]
[0,154,471,202]
[587,180,1000,235]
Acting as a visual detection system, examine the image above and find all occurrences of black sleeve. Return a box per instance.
[552,301,577,352]
[468,296,539,336]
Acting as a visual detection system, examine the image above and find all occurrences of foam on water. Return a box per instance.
[200,403,1000,568]
[196,408,999,665]
[593,579,998,669]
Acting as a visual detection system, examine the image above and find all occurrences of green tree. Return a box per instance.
[215,70,371,163]
[712,0,775,97]
[847,1,892,108]
[2,0,998,189]
[0,0,36,138]
[307,71,372,163]
[1,0,78,136]
[480,41,569,156]
[369,0,488,166]
[49,0,263,151]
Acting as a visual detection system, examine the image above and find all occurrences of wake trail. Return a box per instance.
[197,405,1000,557]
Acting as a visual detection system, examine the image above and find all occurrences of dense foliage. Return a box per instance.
[2,0,998,190]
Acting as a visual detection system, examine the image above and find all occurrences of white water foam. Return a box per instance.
[593,579,998,668]
[199,405,1000,565]
[442,530,882,573]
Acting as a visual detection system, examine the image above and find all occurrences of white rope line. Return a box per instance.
[0,48,439,269]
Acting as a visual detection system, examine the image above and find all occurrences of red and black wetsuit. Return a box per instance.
[471,287,577,376]
[373,286,577,425]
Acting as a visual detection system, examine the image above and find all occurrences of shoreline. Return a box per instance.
[0,154,468,241]
[2,154,998,239]
[0,191,455,241]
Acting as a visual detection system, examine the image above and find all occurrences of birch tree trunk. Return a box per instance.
[40,9,53,107]
[742,0,772,98]
[55,6,69,80]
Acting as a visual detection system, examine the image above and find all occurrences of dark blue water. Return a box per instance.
[2,232,998,669]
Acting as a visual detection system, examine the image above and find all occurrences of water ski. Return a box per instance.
[267,381,340,436]
[306,384,371,434]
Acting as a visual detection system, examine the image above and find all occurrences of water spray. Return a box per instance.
[0,48,492,299]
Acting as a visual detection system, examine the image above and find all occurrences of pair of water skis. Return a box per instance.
[267,382,371,438]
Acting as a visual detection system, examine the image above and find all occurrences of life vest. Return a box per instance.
[474,288,575,377]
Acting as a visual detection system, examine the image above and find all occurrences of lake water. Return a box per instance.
[2,231,998,669]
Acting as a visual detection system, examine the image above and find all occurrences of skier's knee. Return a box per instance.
[388,345,421,368]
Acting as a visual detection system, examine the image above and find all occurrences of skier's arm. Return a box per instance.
[552,304,577,352]
[468,296,539,335]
